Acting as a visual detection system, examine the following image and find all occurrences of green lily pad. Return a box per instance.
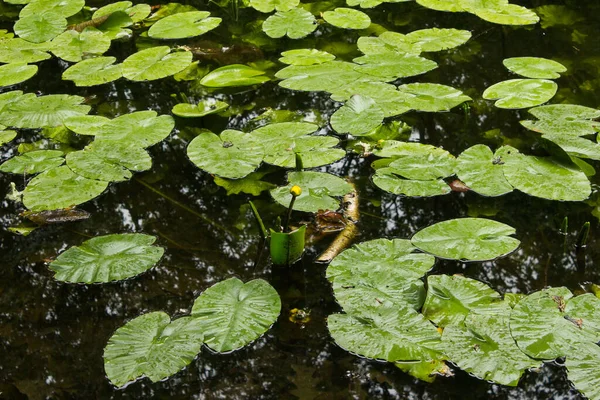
[262,8,317,39]
[375,142,456,180]
[20,0,84,18]
[200,64,270,87]
[509,288,600,359]
[416,0,463,12]
[0,130,17,145]
[187,130,264,179]
[279,49,335,66]
[270,171,353,212]
[191,278,281,352]
[104,312,203,387]
[565,344,600,400]
[397,83,471,112]
[503,57,567,79]
[0,150,64,174]
[330,95,384,135]
[456,145,513,197]
[323,7,371,30]
[472,4,539,25]
[96,11,133,40]
[405,28,471,52]
[0,38,51,63]
[330,81,412,118]
[148,11,221,39]
[411,218,520,261]
[95,111,174,148]
[50,28,111,62]
[483,79,557,109]
[23,165,108,211]
[541,135,600,162]
[498,146,591,201]
[277,61,373,93]
[372,171,451,197]
[354,53,438,81]
[93,1,151,23]
[422,275,506,327]
[442,312,540,386]
[49,233,164,283]
[520,104,600,137]
[0,93,90,128]
[357,32,421,56]
[64,115,110,135]
[250,0,299,13]
[62,56,123,87]
[14,12,67,43]
[0,63,37,87]
[172,99,229,118]
[122,46,192,81]
[327,239,434,312]
[213,171,276,196]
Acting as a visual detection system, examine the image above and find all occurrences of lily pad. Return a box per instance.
[397,83,471,112]
[327,239,434,311]
[95,111,174,148]
[323,8,371,30]
[411,218,520,261]
[270,171,353,212]
[520,104,600,137]
[357,32,421,56]
[172,99,229,118]
[372,170,451,197]
[503,57,567,79]
[23,165,108,211]
[122,46,192,81]
[191,278,281,352]
[565,344,600,400]
[330,95,384,135]
[14,12,67,43]
[0,38,51,63]
[375,142,456,180]
[405,28,471,52]
[353,53,438,81]
[104,312,203,387]
[330,81,411,117]
[49,233,164,283]
[277,61,373,93]
[93,1,151,23]
[416,0,463,12]
[541,135,600,162]
[64,115,110,135]
[0,93,90,128]
[50,28,111,62]
[187,130,264,179]
[473,4,539,25]
[148,11,221,39]
[422,274,506,327]
[62,56,123,87]
[20,0,84,18]
[509,288,600,359]
[0,130,17,145]
[96,11,133,40]
[483,79,557,109]
[250,0,299,13]
[456,144,513,197]
[279,49,335,66]
[0,150,64,174]
[200,64,270,87]
[213,171,276,196]
[0,63,37,87]
[262,8,317,39]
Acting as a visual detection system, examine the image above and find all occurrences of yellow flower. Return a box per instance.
[290,185,302,196]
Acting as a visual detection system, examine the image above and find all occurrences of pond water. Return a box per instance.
[1,0,600,399]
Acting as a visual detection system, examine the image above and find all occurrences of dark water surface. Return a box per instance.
[1,0,600,398]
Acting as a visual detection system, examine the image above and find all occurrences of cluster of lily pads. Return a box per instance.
[326,221,599,400]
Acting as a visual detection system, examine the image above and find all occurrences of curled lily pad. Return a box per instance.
[0,63,37,87]
[172,99,229,118]
[23,165,108,211]
[456,144,513,197]
[483,79,557,109]
[279,49,335,66]
[503,57,567,79]
[250,0,299,13]
[270,171,353,212]
[330,95,384,135]
[323,7,371,30]
[64,115,110,135]
[20,0,84,18]
[191,278,281,352]
[96,111,174,148]
[397,83,471,112]
[405,28,471,52]
[148,11,221,39]
[520,104,600,137]
[0,38,51,63]
[49,233,164,283]
[104,312,203,387]
[0,93,90,128]
[62,56,123,87]
[262,8,317,39]
[14,12,67,43]
[200,64,269,87]
[122,46,192,81]
[0,150,64,174]
[50,28,111,62]
[411,218,520,261]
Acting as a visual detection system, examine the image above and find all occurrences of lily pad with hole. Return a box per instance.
[323,7,371,29]
[405,28,471,52]
[483,79,557,109]
[250,0,299,13]
[270,171,353,212]
[0,63,37,87]
[200,64,270,87]
[122,46,192,81]
[50,28,111,62]
[172,99,229,118]
[23,165,108,211]
[95,111,174,148]
[456,144,513,196]
[0,150,64,174]
[411,218,520,261]
[520,104,600,137]
[49,233,164,283]
[14,12,67,43]
[148,11,221,39]
[0,93,90,128]
[262,8,317,39]
[191,277,281,352]
[0,38,51,63]
[503,57,566,79]
[397,83,471,112]
[330,95,384,135]
[64,115,110,135]
[279,49,335,66]
[62,56,123,87]
[104,312,203,387]
[20,0,84,18]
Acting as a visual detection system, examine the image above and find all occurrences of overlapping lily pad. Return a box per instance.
[172,99,229,117]
[95,111,174,148]
[353,53,438,81]
[330,95,384,135]
[0,150,64,174]
[396,83,471,112]
[279,49,335,66]
[148,11,221,39]
[50,28,111,62]
[250,0,299,13]
[405,28,471,52]
[456,144,513,197]
[0,38,51,63]
[372,172,451,197]
[262,8,317,39]
[520,104,600,137]
[64,115,110,135]
[93,1,151,22]
[14,12,67,43]
[0,93,90,128]
[565,344,600,400]
[20,0,84,18]
[122,46,192,81]
[62,56,123,87]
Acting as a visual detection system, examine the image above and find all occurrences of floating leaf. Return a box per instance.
[422,275,506,327]
[97,11,133,40]
[357,32,420,56]
[375,142,456,180]
[250,0,299,13]
[93,1,151,23]
[0,63,37,87]
[483,79,557,109]
[172,99,229,118]
[541,135,600,162]
[49,233,164,283]
[456,144,513,197]
[0,130,17,145]
[50,28,111,62]
[397,83,471,112]
[353,53,438,81]
[565,344,600,400]
[0,93,90,128]
[0,150,63,174]
[262,8,317,39]
[472,4,539,25]
[148,11,221,39]
[279,49,335,66]
[64,115,110,135]
[327,239,434,312]
[104,312,203,387]
[20,0,84,18]
[122,46,192,81]
[520,104,600,137]
[503,57,566,79]
[323,8,371,30]
[411,218,520,261]
[14,12,67,43]
[372,170,451,197]
[0,38,51,63]
[270,171,353,212]
[62,56,123,87]
[191,278,281,352]
[277,61,372,93]
[405,28,471,52]
[330,81,411,117]
[95,111,174,148]
[214,171,276,196]
[23,165,108,211]
[330,95,384,135]
[416,0,463,12]
[200,64,269,87]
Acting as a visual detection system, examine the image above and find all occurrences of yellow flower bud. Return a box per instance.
[290,185,302,197]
